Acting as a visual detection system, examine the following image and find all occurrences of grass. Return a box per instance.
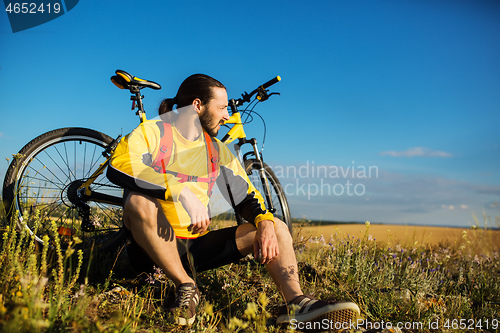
[1,204,499,332]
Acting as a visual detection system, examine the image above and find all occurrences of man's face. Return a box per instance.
[199,87,229,137]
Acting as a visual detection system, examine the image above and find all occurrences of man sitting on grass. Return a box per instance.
[107,73,360,327]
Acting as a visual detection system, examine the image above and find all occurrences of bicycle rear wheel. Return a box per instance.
[244,159,292,233]
[2,127,125,252]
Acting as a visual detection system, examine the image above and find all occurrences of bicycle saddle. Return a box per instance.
[111,69,161,90]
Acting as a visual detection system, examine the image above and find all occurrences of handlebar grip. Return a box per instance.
[261,76,281,89]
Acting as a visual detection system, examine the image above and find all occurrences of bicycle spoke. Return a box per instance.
[83,141,87,178]
[86,145,103,177]
[74,141,77,179]
[89,144,100,176]
[52,142,76,182]
[19,200,59,209]
[37,199,65,217]
[40,150,72,185]
[94,201,120,223]
[22,172,65,190]
[25,162,66,190]
[63,141,74,181]
[21,178,63,191]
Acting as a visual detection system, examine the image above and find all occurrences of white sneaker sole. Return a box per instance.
[277,302,360,325]
[175,315,196,326]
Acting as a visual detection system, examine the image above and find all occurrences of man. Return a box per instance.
[107,74,360,327]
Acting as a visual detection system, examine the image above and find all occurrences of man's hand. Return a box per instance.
[254,220,279,265]
[179,187,211,234]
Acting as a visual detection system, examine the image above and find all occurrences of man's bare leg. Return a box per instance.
[123,191,194,287]
[235,219,303,302]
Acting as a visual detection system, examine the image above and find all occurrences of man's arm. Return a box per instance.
[215,143,279,263]
[179,186,211,235]
[216,165,275,227]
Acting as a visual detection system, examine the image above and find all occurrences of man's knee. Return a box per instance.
[124,192,176,242]
[123,192,160,229]
[235,219,292,255]
[274,219,293,245]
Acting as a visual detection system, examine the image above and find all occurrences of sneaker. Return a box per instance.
[276,295,360,328]
[168,283,200,326]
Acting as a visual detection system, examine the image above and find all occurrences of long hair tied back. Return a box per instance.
[159,96,178,115]
[158,74,225,116]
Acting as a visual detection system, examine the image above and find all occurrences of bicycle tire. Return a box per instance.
[244,159,292,233]
[2,127,126,252]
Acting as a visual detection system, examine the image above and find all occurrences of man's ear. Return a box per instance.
[192,98,203,114]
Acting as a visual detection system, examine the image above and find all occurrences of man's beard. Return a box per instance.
[199,110,220,137]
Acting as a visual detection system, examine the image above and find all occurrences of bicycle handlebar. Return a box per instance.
[262,76,281,90]
[234,75,281,106]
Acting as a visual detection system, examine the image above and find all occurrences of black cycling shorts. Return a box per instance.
[176,226,245,273]
[125,226,245,275]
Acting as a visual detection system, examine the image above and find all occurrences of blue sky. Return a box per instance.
[1,0,499,227]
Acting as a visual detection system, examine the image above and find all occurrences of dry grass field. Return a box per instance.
[298,222,500,254]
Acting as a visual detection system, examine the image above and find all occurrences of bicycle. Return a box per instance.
[2,70,291,253]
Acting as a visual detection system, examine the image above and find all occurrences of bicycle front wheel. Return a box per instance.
[2,127,125,252]
[244,159,292,233]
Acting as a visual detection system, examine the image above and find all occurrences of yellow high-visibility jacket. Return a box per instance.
[107,119,274,239]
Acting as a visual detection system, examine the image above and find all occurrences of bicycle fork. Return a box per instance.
[235,138,277,215]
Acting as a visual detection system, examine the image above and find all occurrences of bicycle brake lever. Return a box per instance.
[256,91,280,103]
[256,87,269,101]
